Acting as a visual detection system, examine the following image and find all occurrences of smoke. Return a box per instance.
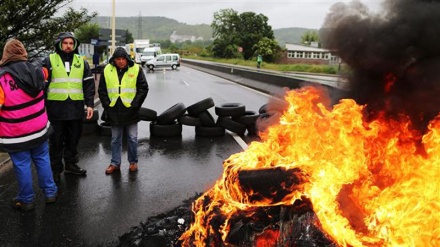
[321,0,440,132]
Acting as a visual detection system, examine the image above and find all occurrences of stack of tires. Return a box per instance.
[98,107,158,136]
[178,98,261,137]
[181,98,225,137]
[93,99,273,138]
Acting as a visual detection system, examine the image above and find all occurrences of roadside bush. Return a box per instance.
[183,55,350,75]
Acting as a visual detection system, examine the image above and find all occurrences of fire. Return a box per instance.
[180,86,440,246]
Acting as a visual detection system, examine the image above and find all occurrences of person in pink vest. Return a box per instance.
[0,39,58,211]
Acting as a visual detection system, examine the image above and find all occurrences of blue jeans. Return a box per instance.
[110,123,138,166]
[9,140,58,203]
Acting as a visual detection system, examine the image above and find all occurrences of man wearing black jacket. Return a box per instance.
[98,47,148,175]
[42,32,95,182]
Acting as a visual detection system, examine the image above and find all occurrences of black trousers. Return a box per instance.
[49,119,83,173]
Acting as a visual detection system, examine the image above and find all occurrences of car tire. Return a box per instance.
[98,122,112,136]
[156,102,187,125]
[171,64,177,70]
[139,107,157,121]
[198,111,216,127]
[216,117,247,136]
[186,97,215,116]
[215,103,246,117]
[148,65,154,71]
[150,121,182,137]
[178,114,201,126]
[232,111,260,126]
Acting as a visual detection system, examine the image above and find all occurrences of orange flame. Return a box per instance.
[180,86,440,246]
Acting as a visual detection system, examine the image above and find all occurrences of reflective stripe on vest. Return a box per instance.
[103,64,139,107]
[48,53,84,101]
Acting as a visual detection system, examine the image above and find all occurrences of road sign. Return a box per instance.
[99,28,126,41]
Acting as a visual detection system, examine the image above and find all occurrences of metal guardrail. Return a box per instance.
[182,58,350,101]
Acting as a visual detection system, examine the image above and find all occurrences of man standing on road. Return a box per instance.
[42,32,95,182]
[0,39,58,211]
[257,54,263,69]
[98,47,148,175]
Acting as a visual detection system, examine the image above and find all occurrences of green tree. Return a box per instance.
[0,0,96,59]
[75,23,100,43]
[125,29,134,44]
[301,30,319,45]
[252,37,282,63]
[211,8,278,60]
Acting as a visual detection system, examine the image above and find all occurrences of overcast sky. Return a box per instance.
[65,0,383,29]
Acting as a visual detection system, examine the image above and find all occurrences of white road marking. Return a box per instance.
[228,131,249,150]
[182,80,189,86]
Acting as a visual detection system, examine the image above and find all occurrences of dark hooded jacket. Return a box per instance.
[98,47,149,125]
[0,61,46,98]
[42,32,95,120]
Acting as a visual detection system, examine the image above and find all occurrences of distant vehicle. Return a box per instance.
[140,46,162,66]
[146,53,181,71]
[125,43,135,60]
[133,39,150,64]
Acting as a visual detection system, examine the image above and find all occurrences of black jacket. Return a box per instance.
[42,32,95,120]
[98,47,149,126]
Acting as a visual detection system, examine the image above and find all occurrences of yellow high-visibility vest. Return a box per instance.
[47,54,84,101]
[103,64,139,107]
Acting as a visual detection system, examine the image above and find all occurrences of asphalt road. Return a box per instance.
[0,65,271,246]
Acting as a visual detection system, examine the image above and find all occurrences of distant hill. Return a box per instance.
[91,16,316,47]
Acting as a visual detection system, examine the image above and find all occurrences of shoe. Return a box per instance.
[129,163,138,172]
[105,165,120,174]
[11,198,34,211]
[65,163,87,175]
[45,194,57,204]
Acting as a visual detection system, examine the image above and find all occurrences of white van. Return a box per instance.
[146,53,181,71]
[140,47,162,66]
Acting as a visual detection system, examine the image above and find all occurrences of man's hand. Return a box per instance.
[86,107,94,119]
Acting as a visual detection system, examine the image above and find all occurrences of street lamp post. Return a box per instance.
[110,0,116,55]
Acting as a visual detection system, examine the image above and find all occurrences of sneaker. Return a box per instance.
[11,198,34,211]
[129,163,138,172]
[45,194,57,204]
[105,165,120,175]
[65,164,87,175]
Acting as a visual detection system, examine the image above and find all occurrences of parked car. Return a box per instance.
[146,53,181,71]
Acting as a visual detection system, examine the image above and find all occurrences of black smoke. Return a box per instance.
[321,0,440,133]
